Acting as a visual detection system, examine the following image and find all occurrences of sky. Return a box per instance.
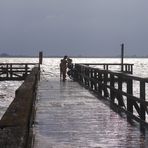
[0,0,148,57]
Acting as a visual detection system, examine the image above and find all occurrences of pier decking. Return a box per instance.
[33,69,148,148]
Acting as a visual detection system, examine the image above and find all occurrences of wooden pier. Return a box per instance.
[0,63,38,81]
[32,66,148,148]
[1,58,148,147]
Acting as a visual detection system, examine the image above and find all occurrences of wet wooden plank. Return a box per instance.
[33,70,148,148]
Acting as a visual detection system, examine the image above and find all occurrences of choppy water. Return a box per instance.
[0,57,148,119]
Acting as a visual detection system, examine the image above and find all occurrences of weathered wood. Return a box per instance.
[90,69,94,90]
[110,73,115,103]
[103,73,109,97]
[0,67,40,148]
[140,81,145,121]
[127,79,133,113]
[73,63,148,126]
[98,72,102,95]
[117,75,125,107]
[0,63,38,81]
[94,70,98,91]
[82,63,133,74]
[39,51,43,64]
[33,70,148,147]
[121,43,124,72]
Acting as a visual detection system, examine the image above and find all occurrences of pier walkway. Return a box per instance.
[33,69,148,148]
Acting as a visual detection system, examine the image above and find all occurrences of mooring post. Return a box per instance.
[121,43,124,72]
[39,51,43,65]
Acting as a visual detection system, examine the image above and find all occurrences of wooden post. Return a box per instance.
[94,70,98,91]
[6,64,9,78]
[39,51,43,64]
[10,64,13,78]
[110,73,115,103]
[98,72,102,95]
[103,64,106,70]
[131,65,133,74]
[79,65,82,83]
[104,72,109,97]
[140,81,145,121]
[87,68,89,87]
[121,43,124,72]
[90,69,94,90]
[106,65,108,70]
[25,64,28,78]
[117,75,124,107]
[127,79,133,113]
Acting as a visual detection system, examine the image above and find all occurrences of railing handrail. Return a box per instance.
[0,63,38,65]
[73,63,148,126]
[76,63,134,74]
[0,63,40,81]
[78,63,134,66]
[75,64,148,82]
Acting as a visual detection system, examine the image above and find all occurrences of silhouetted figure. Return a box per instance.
[67,58,74,79]
[60,55,68,81]
[60,59,63,79]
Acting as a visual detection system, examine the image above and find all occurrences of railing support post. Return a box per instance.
[127,79,133,113]
[25,64,28,78]
[104,73,109,97]
[94,70,98,91]
[98,72,102,95]
[140,81,145,121]
[117,75,125,107]
[10,64,13,78]
[110,74,115,103]
[90,69,94,90]
[6,64,9,78]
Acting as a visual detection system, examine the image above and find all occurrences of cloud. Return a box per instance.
[0,0,148,56]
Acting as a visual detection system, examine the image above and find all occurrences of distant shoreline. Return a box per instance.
[0,54,148,58]
[0,56,148,59]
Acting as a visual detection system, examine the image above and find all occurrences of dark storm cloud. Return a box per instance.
[0,0,148,56]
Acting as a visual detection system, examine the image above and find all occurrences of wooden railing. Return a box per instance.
[81,63,134,74]
[0,63,38,81]
[73,64,148,126]
[0,67,40,147]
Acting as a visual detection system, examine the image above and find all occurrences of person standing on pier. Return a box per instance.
[60,55,68,81]
[67,58,74,79]
[60,59,63,78]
